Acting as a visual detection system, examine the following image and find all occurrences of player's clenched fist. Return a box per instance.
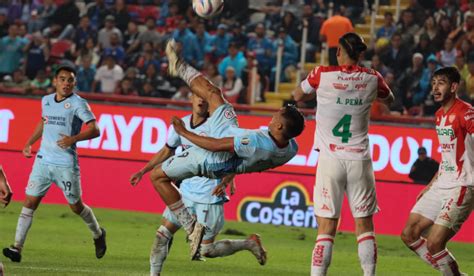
[171,116,186,134]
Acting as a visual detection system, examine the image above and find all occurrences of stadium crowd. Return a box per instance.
[0,0,473,116]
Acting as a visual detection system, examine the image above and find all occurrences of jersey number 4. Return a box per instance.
[332,114,352,143]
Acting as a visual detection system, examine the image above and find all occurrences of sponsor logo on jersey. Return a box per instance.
[238,181,317,228]
[354,83,368,90]
[436,128,454,137]
[241,137,249,145]
[337,76,362,81]
[64,102,71,109]
[224,109,236,119]
[332,83,348,90]
[440,143,455,151]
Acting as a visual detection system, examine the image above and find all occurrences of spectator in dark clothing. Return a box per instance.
[409,147,439,184]
[46,0,80,40]
[381,32,412,76]
[103,32,125,65]
[24,33,49,80]
[86,0,109,30]
[74,16,98,51]
[0,10,9,38]
[230,22,248,50]
[110,0,130,33]
[303,4,323,62]
[279,11,302,43]
[413,33,435,63]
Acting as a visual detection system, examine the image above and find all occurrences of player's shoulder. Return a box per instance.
[42,93,55,102]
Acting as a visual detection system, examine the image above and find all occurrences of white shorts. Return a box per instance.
[313,155,378,218]
[411,185,473,232]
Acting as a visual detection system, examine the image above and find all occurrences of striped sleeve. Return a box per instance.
[301,66,321,94]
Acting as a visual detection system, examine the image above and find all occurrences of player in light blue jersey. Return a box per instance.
[144,39,305,259]
[130,94,266,275]
[3,65,107,263]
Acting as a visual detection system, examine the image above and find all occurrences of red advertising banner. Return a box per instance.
[1,151,472,242]
[0,96,440,182]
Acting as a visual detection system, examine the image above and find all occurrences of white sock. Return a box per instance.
[311,234,334,276]
[357,232,377,276]
[432,249,461,276]
[408,238,439,270]
[14,207,35,249]
[79,205,102,239]
[150,225,173,275]
[200,239,252,258]
[168,200,195,234]
[177,62,202,86]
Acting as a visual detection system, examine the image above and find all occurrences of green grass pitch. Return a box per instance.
[1,202,473,275]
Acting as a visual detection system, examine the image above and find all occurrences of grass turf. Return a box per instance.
[1,202,473,275]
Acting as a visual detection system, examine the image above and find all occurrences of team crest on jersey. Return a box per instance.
[448,114,455,123]
[241,137,250,145]
[224,109,236,119]
[64,102,71,109]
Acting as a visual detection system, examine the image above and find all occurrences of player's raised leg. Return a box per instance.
[166,39,225,114]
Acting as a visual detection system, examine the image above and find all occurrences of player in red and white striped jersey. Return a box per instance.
[401,67,473,276]
[293,32,394,276]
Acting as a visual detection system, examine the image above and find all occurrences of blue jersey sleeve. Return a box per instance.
[166,126,181,149]
[233,131,257,158]
[75,99,95,123]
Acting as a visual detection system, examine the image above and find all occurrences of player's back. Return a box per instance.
[38,93,95,168]
[169,114,227,204]
[308,65,384,160]
[232,129,298,174]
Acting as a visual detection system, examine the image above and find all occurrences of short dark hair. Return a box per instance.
[339,32,367,61]
[55,64,76,77]
[281,104,305,139]
[432,67,461,84]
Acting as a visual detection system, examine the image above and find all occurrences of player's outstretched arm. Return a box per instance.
[0,166,13,207]
[23,120,44,158]
[292,86,315,102]
[171,116,234,152]
[57,120,100,149]
[130,146,175,186]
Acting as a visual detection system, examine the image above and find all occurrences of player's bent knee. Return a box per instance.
[401,224,420,245]
[426,236,445,254]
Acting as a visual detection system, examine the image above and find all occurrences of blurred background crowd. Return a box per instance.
[0,0,473,117]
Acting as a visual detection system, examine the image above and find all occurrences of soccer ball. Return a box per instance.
[192,0,224,19]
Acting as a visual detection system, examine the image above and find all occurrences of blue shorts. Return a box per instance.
[26,159,82,204]
[163,197,225,241]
